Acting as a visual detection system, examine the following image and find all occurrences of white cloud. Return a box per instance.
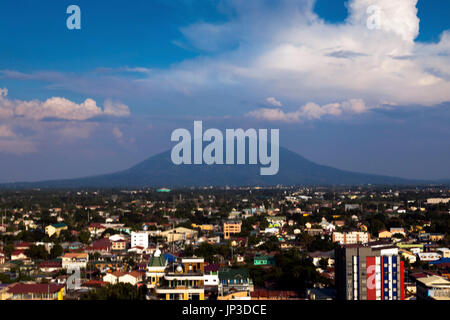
[104,99,131,117]
[247,99,371,123]
[135,0,450,113]
[266,97,283,107]
[0,91,130,121]
[1,0,449,121]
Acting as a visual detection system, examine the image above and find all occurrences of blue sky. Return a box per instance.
[0,0,450,182]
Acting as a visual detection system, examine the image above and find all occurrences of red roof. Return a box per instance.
[89,223,106,229]
[84,280,108,287]
[39,261,62,268]
[250,288,298,298]
[11,249,27,256]
[8,283,64,294]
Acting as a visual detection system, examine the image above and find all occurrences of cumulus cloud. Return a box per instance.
[104,99,131,117]
[266,97,283,107]
[247,99,370,122]
[0,89,130,121]
[1,0,450,121]
[136,0,450,113]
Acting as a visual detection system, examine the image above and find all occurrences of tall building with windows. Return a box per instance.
[131,231,149,249]
[335,242,405,300]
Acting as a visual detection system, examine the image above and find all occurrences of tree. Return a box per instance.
[79,230,91,244]
[50,244,63,259]
[25,245,49,260]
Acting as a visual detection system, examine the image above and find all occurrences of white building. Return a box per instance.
[332,231,370,244]
[417,252,442,262]
[131,231,149,249]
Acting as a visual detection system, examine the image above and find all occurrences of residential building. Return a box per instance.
[332,231,370,245]
[111,240,127,251]
[62,252,89,269]
[335,243,405,300]
[146,248,167,288]
[103,271,143,286]
[378,230,392,239]
[417,252,441,262]
[11,250,27,261]
[223,221,242,240]
[7,283,65,300]
[160,227,198,243]
[218,268,253,299]
[156,257,205,300]
[416,275,450,300]
[131,231,149,249]
[45,223,68,238]
[253,254,275,266]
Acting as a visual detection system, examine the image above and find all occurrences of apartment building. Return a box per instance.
[332,231,370,245]
[223,221,242,240]
[335,243,405,300]
[156,257,205,300]
[131,231,149,249]
[160,227,198,243]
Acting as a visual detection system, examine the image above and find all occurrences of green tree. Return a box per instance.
[50,244,63,259]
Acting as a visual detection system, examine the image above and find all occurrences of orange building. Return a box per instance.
[223,221,242,240]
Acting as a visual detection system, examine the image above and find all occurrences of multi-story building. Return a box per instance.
[131,231,149,249]
[160,227,198,243]
[111,239,127,251]
[335,243,405,300]
[332,231,370,245]
[223,221,242,240]
[416,275,450,300]
[146,248,167,288]
[156,257,205,300]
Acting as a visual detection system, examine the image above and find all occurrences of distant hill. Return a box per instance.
[0,146,432,188]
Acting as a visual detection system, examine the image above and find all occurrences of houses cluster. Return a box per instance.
[0,186,449,300]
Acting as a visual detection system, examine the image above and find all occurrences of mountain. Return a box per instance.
[0,146,430,188]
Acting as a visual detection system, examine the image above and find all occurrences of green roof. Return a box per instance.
[219,268,249,281]
[51,223,67,228]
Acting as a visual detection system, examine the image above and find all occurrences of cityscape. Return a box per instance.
[0,186,449,300]
[1,0,450,308]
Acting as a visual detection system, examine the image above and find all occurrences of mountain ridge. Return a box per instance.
[0,146,440,189]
